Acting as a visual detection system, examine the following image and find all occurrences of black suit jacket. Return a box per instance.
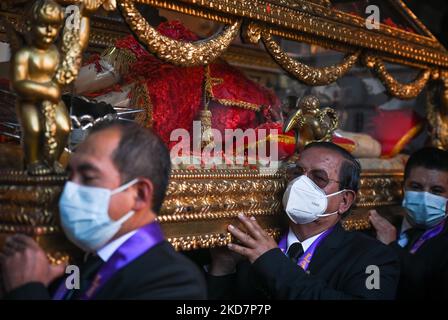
[207,223,400,300]
[5,241,207,300]
[389,217,448,300]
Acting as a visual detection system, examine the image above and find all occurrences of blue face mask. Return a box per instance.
[58,179,138,252]
[402,190,448,228]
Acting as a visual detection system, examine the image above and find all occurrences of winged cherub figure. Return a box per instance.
[10,0,101,175]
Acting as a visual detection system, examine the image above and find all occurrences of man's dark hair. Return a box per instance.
[304,141,361,193]
[89,120,171,213]
[404,147,448,180]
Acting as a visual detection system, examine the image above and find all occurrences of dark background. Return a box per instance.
[405,0,448,48]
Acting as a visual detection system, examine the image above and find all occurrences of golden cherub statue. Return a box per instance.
[10,0,101,175]
[283,95,338,150]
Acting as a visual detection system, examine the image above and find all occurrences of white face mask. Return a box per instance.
[58,178,139,252]
[282,175,346,224]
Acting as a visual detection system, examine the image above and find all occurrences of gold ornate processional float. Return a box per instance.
[0,0,447,262]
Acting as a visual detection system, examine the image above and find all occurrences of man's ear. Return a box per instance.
[338,190,356,215]
[132,178,154,212]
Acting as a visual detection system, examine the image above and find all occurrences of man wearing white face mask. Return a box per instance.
[207,142,400,299]
[370,147,448,299]
[0,121,206,300]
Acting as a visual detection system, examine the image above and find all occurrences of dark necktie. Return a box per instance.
[67,254,104,300]
[286,242,304,264]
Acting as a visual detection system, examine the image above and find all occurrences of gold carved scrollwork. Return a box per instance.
[168,232,232,251]
[56,0,117,11]
[269,0,331,9]
[356,172,404,208]
[159,169,286,222]
[0,168,404,254]
[54,18,82,86]
[242,21,262,44]
[117,0,242,67]
[438,69,448,117]
[363,54,432,100]
[426,81,448,150]
[55,0,107,85]
[167,228,282,251]
[0,169,286,253]
[261,30,360,86]
[342,172,404,231]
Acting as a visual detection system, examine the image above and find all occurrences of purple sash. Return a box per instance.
[278,226,335,271]
[53,221,164,300]
[410,220,445,254]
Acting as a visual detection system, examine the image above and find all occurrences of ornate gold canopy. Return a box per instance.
[3,1,448,97]
[0,0,442,260]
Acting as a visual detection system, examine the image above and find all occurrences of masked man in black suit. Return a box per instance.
[1,121,206,300]
[207,142,400,300]
[370,147,448,299]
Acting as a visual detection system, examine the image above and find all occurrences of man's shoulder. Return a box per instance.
[127,240,206,286]
[416,227,448,257]
[135,241,202,273]
[98,240,206,299]
[343,229,399,260]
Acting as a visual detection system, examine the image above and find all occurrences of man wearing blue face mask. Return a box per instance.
[0,121,207,300]
[370,147,448,300]
[207,142,400,299]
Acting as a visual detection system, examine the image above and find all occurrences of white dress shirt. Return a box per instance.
[97,230,137,262]
[286,227,325,253]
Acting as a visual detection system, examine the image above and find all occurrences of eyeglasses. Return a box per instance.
[286,163,341,189]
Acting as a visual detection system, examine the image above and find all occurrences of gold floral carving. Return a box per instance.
[0,169,286,253]
[355,171,404,208]
[242,21,262,44]
[363,55,432,100]
[3,0,448,67]
[261,31,360,85]
[437,69,448,118]
[342,171,404,232]
[168,232,232,251]
[159,169,285,220]
[167,228,282,251]
[0,168,404,253]
[56,0,117,11]
[426,82,448,150]
[0,171,80,264]
[342,214,371,232]
[117,0,242,67]
[125,0,448,67]
[54,22,82,86]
